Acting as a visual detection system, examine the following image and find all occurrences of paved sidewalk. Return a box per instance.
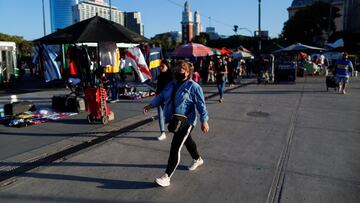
[0,76,359,202]
[0,79,253,181]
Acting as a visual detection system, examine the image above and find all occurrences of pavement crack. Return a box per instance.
[266,78,306,203]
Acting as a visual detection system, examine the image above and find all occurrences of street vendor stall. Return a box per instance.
[272,43,324,83]
[33,15,149,124]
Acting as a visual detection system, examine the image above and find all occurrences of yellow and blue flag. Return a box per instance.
[149,48,162,69]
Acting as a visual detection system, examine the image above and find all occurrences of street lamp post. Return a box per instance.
[258,0,262,54]
[109,0,112,21]
[42,0,46,36]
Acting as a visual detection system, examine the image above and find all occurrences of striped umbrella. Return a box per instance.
[172,43,214,57]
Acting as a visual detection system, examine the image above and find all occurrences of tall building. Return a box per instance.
[124,12,145,36]
[181,0,194,43]
[205,27,220,40]
[288,0,345,31]
[73,1,124,27]
[193,11,202,36]
[344,0,360,33]
[50,0,78,32]
[72,0,144,35]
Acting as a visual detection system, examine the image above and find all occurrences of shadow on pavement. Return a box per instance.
[0,193,143,203]
[225,90,326,95]
[20,172,158,190]
[0,161,188,170]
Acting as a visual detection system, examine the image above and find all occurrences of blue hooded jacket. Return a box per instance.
[149,79,209,126]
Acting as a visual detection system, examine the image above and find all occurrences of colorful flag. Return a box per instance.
[125,47,152,82]
[149,47,162,69]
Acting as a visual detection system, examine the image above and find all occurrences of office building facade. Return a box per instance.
[124,12,144,36]
[50,0,78,32]
[50,0,144,35]
[73,0,125,26]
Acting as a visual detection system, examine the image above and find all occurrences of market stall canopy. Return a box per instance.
[273,43,324,54]
[211,48,222,56]
[34,15,149,44]
[237,45,252,53]
[172,42,214,57]
[215,47,233,55]
[231,50,254,59]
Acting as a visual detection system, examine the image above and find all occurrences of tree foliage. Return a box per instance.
[282,2,340,46]
[151,33,181,50]
[0,33,34,57]
[192,32,210,45]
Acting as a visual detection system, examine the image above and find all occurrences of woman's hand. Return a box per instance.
[143,105,151,114]
[201,121,209,135]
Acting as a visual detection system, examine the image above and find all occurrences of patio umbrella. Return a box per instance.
[34,15,149,44]
[273,43,324,54]
[218,47,233,55]
[172,43,214,57]
[211,48,222,56]
[231,50,254,59]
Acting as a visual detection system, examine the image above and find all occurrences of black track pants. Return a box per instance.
[165,125,200,177]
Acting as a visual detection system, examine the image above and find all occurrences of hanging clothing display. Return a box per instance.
[104,48,120,74]
[32,44,62,82]
[99,42,117,68]
[65,45,93,87]
[66,46,79,76]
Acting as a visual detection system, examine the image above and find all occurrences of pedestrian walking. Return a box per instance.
[143,61,209,187]
[207,59,215,83]
[215,57,228,103]
[227,56,236,86]
[335,53,354,94]
[156,60,173,140]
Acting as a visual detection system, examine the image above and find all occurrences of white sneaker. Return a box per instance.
[188,157,204,171]
[342,89,346,94]
[155,174,170,187]
[109,99,119,103]
[157,132,167,141]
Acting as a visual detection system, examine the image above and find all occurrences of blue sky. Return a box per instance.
[0,0,293,40]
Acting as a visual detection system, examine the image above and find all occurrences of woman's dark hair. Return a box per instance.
[161,59,170,67]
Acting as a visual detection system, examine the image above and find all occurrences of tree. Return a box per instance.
[192,32,209,45]
[151,33,180,50]
[281,2,340,46]
[0,33,34,57]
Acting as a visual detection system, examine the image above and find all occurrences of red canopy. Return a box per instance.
[215,47,233,55]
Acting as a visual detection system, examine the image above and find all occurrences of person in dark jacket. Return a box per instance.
[215,57,228,103]
[156,60,173,140]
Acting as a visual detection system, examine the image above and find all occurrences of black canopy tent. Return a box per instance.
[34,15,149,86]
[34,15,149,44]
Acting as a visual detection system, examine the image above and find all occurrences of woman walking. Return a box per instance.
[215,57,228,103]
[155,60,173,140]
[143,61,209,187]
